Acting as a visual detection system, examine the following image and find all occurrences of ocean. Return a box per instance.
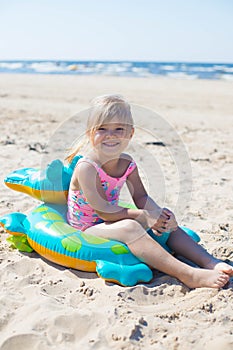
[0,60,233,80]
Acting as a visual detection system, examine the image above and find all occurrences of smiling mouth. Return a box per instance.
[102,142,120,147]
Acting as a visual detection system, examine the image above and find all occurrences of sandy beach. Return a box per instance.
[0,73,233,350]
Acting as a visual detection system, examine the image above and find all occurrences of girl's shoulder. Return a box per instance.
[70,157,96,190]
[73,157,98,176]
[120,153,134,163]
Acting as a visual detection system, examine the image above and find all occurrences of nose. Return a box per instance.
[105,129,115,137]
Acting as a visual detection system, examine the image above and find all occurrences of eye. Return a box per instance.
[97,127,106,131]
[115,127,124,131]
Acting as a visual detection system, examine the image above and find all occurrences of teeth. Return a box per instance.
[103,142,119,146]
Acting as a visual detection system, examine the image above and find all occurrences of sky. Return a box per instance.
[0,0,232,62]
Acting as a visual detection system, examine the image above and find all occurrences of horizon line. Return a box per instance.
[0,58,233,65]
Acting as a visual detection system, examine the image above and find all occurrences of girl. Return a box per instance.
[66,94,232,289]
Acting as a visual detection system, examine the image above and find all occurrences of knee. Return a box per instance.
[122,219,145,243]
[123,219,143,232]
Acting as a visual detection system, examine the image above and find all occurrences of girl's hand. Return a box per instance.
[139,209,169,235]
[151,208,178,236]
[161,208,178,232]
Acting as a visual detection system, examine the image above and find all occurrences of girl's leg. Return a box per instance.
[167,227,233,276]
[85,220,229,288]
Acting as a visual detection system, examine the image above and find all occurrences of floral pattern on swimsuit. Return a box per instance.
[67,158,137,231]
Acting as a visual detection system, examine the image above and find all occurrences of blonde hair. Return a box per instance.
[66,94,133,163]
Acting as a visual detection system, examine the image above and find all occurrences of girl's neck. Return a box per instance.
[87,151,120,171]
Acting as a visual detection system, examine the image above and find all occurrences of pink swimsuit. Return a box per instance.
[67,157,137,231]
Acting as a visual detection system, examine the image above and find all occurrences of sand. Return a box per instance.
[0,74,233,350]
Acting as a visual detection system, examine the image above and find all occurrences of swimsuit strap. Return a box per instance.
[123,160,137,178]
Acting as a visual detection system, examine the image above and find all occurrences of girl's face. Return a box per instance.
[89,119,134,157]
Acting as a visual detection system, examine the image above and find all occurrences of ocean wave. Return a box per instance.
[29,62,67,73]
[0,62,24,70]
[131,67,151,76]
[222,67,233,73]
[166,72,198,80]
[189,66,215,72]
[160,65,176,71]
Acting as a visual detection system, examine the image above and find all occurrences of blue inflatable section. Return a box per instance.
[1,156,201,286]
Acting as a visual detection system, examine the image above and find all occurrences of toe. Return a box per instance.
[222,266,233,276]
[215,263,233,276]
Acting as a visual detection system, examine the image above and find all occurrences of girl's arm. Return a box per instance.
[126,166,177,231]
[74,162,145,222]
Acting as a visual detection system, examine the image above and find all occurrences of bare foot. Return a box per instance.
[180,268,229,289]
[205,259,233,277]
